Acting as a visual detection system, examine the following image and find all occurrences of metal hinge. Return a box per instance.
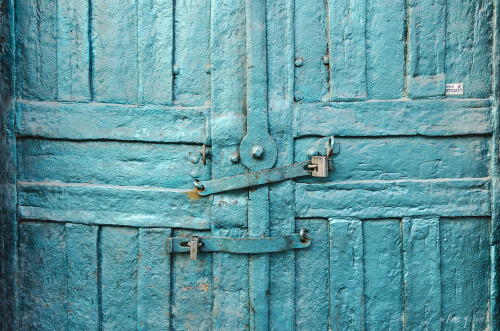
[168,229,312,260]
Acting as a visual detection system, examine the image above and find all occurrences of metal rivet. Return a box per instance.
[294,57,304,67]
[294,91,304,102]
[173,65,180,75]
[321,94,329,103]
[230,152,240,163]
[251,145,264,159]
[191,155,200,164]
[323,55,330,65]
[205,64,211,74]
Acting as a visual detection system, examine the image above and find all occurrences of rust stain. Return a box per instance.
[185,189,201,200]
[138,253,142,260]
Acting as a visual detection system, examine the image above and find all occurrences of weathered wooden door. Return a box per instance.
[1,0,499,330]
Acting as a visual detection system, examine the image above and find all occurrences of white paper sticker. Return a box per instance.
[446,83,464,95]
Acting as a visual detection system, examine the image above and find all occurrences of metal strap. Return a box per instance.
[166,232,311,255]
[194,161,312,196]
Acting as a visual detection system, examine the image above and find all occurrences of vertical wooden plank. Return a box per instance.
[402,217,441,329]
[440,217,490,330]
[138,228,172,330]
[267,0,296,328]
[16,0,57,100]
[363,219,404,329]
[328,0,367,101]
[446,0,493,99]
[210,0,249,329]
[57,0,91,102]
[18,221,67,330]
[407,0,446,98]
[170,229,212,330]
[366,0,406,99]
[294,0,328,102]
[100,226,138,330]
[329,219,364,330]
[295,219,329,330]
[0,1,17,326]
[91,0,138,104]
[66,223,99,330]
[173,0,211,106]
[137,0,173,105]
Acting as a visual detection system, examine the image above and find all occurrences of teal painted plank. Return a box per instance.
[0,4,16,323]
[407,0,446,97]
[18,221,67,330]
[248,186,270,331]
[402,217,441,329]
[363,219,404,329]
[329,219,364,330]
[66,223,99,330]
[16,0,57,100]
[267,0,296,327]
[446,0,493,99]
[295,136,489,182]
[91,0,138,103]
[138,0,173,105]
[100,226,138,330]
[294,0,328,102]
[56,0,91,102]
[15,100,208,144]
[366,0,406,99]
[296,179,490,219]
[17,182,209,229]
[296,100,492,137]
[492,243,499,330]
[210,0,249,328]
[173,0,211,106]
[328,0,367,100]
[138,228,172,330]
[171,229,213,330]
[295,219,329,330]
[440,217,490,330]
[18,139,209,188]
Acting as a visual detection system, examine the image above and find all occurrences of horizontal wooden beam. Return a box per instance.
[296,178,490,218]
[296,99,492,137]
[15,100,209,143]
[17,181,209,229]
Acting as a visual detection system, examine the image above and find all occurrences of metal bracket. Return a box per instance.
[194,158,332,196]
[168,229,312,260]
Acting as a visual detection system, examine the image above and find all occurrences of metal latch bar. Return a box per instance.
[167,230,311,260]
[194,160,319,196]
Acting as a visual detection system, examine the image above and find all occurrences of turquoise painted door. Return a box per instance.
[1,0,500,330]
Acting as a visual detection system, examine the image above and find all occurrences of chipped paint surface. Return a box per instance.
[0,0,499,330]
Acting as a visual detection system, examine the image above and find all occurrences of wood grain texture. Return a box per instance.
[57,0,91,102]
[100,226,138,330]
[296,100,492,137]
[18,221,67,330]
[138,228,172,330]
[296,179,491,219]
[66,223,99,330]
[16,0,57,100]
[91,0,137,104]
[138,0,173,105]
[17,182,209,229]
[15,100,208,144]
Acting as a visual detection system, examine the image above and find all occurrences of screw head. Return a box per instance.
[251,145,264,159]
[230,152,240,163]
[295,57,304,67]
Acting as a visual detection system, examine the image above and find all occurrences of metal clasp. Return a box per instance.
[187,236,203,260]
